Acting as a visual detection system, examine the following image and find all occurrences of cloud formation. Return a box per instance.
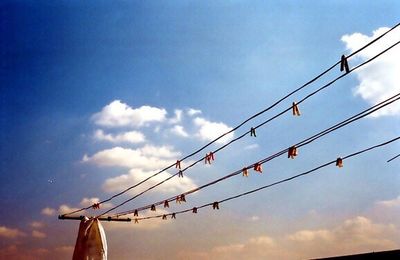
[103,168,196,195]
[82,145,180,170]
[0,226,26,239]
[93,129,146,144]
[170,125,189,137]
[342,27,400,117]
[32,230,46,239]
[193,117,234,144]
[92,100,167,128]
[41,207,56,216]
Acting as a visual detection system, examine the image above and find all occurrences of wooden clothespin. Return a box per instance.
[134,218,139,224]
[178,170,184,178]
[292,102,301,116]
[175,160,181,169]
[176,196,181,204]
[133,209,138,217]
[205,152,215,164]
[150,204,156,211]
[180,194,186,203]
[340,55,350,73]
[164,200,170,208]
[192,207,198,214]
[212,202,219,210]
[242,168,249,177]
[92,203,100,210]
[250,127,257,137]
[253,163,262,173]
[171,213,176,219]
[288,146,298,159]
[162,215,167,220]
[336,157,343,168]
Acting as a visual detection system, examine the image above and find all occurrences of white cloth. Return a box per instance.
[73,217,107,260]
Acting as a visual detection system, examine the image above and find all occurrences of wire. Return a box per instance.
[112,92,400,217]
[387,153,400,162]
[62,22,400,217]
[96,40,400,218]
[131,136,400,222]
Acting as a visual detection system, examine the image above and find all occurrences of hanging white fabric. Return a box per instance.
[73,217,107,260]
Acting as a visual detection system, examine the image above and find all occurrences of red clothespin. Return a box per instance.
[164,200,170,208]
[292,102,301,116]
[212,202,219,210]
[171,213,176,219]
[192,207,198,214]
[250,127,257,137]
[178,170,184,178]
[133,210,138,217]
[134,218,139,224]
[92,203,100,210]
[175,160,181,169]
[340,55,350,73]
[253,163,262,173]
[205,152,215,164]
[150,204,156,211]
[162,215,167,220]
[288,146,298,159]
[180,194,186,203]
[336,157,343,168]
[242,168,249,177]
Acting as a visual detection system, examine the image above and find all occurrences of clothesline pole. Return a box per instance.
[58,215,132,222]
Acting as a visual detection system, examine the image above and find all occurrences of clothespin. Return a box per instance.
[92,203,100,210]
[178,170,184,178]
[250,127,257,137]
[134,218,139,224]
[180,194,186,203]
[171,213,176,219]
[288,146,298,159]
[292,102,301,116]
[175,160,181,169]
[151,204,156,211]
[336,157,343,168]
[253,163,262,173]
[164,200,170,208]
[212,202,219,210]
[340,55,350,73]
[133,209,138,217]
[176,196,181,204]
[242,168,249,177]
[162,215,167,220]
[205,152,215,164]
[192,207,198,214]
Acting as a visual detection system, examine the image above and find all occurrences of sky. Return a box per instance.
[1,1,400,259]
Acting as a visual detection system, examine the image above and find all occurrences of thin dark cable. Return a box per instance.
[62,23,400,217]
[113,93,400,217]
[387,153,400,162]
[100,40,400,218]
[131,136,400,221]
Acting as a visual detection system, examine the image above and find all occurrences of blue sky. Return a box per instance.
[1,1,400,259]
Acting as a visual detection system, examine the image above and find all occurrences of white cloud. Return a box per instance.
[93,129,146,144]
[376,196,400,208]
[244,144,259,150]
[82,145,181,170]
[41,207,56,216]
[103,168,196,195]
[80,197,113,209]
[179,216,398,260]
[187,108,202,116]
[32,230,46,239]
[0,226,26,239]
[30,221,44,229]
[58,204,80,215]
[193,117,234,144]
[170,125,189,138]
[341,27,400,117]
[91,100,167,128]
[169,109,183,124]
